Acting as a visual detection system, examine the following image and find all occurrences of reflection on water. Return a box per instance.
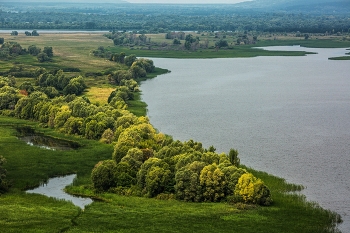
[26,174,93,209]
[16,126,80,151]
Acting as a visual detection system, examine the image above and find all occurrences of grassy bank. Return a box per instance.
[0,117,342,232]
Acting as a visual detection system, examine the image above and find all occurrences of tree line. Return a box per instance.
[1,5,350,34]
[0,40,53,63]
[0,51,272,205]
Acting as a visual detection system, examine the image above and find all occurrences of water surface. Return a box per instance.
[26,174,93,209]
[141,47,350,231]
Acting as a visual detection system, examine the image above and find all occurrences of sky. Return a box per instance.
[127,0,251,4]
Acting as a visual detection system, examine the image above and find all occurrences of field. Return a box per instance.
[0,32,345,232]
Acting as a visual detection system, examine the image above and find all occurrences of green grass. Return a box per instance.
[328,56,350,60]
[256,38,350,48]
[108,45,311,59]
[0,116,113,190]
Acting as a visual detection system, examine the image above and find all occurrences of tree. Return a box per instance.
[215,39,228,48]
[124,54,137,67]
[43,46,53,57]
[100,128,114,144]
[0,85,19,110]
[28,45,41,56]
[32,30,39,36]
[37,52,50,62]
[145,165,171,197]
[63,76,87,95]
[0,156,8,194]
[173,38,181,45]
[234,173,272,206]
[91,160,117,191]
[199,163,226,202]
[137,157,172,197]
[19,81,35,95]
[228,148,240,167]
[175,161,205,202]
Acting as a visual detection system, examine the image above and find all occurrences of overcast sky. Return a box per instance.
[127,0,251,3]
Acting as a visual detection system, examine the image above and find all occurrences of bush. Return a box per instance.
[234,173,272,206]
[0,156,9,194]
[91,160,117,191]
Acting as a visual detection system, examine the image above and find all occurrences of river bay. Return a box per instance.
[141,47,350,231]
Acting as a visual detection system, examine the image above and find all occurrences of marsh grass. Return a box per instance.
[85,86,115,105]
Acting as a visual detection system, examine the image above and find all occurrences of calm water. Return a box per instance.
[141,47,350,231]
[26,174,93,209]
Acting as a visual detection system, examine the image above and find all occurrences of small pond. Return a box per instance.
[16,126,81,151]
[26,174,93,209]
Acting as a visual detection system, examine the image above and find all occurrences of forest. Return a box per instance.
[1,1,350,33]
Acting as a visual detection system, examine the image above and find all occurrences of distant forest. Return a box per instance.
[1,2,350,33]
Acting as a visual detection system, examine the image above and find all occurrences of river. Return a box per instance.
[140,46,350,232]
[26,174,93,209]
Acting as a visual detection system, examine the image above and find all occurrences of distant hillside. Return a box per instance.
[235,0,350,13]
[1,0,128,3]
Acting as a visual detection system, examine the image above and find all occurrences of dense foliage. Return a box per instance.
[1,2,349,33]
[0,54,271,206]
[0,40,53,62]
[0,155,8,194]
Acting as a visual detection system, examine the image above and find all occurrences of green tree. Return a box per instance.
[215,39,228,48]
[19,81,35,95]
[91,160,117,191]
[37,52,50,62]
[199,163,226,202]
[234,173,272,206]
[0,156,8,194]
[173,38,181,45]
[28,45,41,56]
[63,76,86,95]
[120,148,144,172]
[228,148,240,167]
[175,161,205,202]
[100,128,115,144]
[137,157,172,197]
[0,85,19,110]
[114,162,136,187]
[145,166,171,197]
[32,30,39,36]
[62,116,84,135]
[124,54,137,67]
[43,46,53,57]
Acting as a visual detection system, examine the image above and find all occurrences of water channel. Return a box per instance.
[140,46,350,231]
[26,174,93,209]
